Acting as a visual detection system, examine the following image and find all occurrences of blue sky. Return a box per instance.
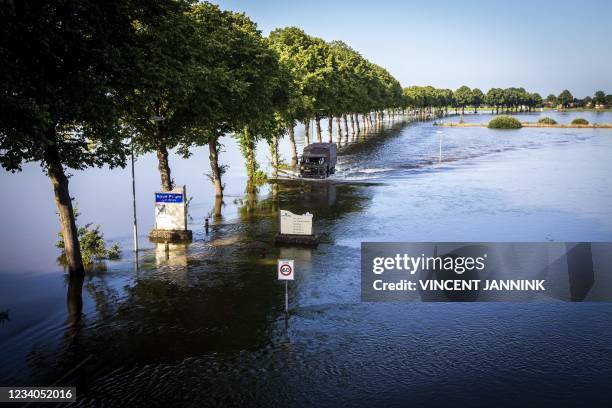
[214,0,611,98]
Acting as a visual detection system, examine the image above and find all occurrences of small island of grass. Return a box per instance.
[571,118,589,125]
[488,115,522,129]
[538,117,557,125]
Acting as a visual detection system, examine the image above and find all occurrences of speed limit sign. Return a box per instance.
[277,259,295,280]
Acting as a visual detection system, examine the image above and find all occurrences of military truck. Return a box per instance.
[299,143,337,179]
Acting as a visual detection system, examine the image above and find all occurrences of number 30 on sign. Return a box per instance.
[277,259,294,280]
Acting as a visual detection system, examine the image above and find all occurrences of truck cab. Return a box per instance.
[299,143,337,179]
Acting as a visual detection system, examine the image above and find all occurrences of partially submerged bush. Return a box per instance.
[538,117,557,125]
[57,206,121,266]
[571,118,589,125]
[488,115,522,129]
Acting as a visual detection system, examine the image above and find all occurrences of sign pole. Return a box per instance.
[278,259,295,314]
[131,139,138,254]
[285,280,289,313]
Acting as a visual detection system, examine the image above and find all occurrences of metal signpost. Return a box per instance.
[277,259,295,313]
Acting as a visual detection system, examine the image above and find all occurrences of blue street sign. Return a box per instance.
[155,193,183,203]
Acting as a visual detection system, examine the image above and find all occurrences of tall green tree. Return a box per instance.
[453,86,472,115]
[471,88,484,113]
[593,90,606,106]
[123,1,201,192]
[0,0,178,276]
[558,89,573,108]
[486,88,505,113]
[177,4,286,197]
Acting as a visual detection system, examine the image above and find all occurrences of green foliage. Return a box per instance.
[488,115,522,129]
[0,0,174,172]
[471,88,484,109]
[404,86,543,113]
[268,27,403,123]
[558,89,574,108]
[57,208,121,265]
[571,118,589,125]
[593,91,607,106]
[206,164,229,183]
[252,169,268,186]
[454,86,472,111]
[538,117,557,125]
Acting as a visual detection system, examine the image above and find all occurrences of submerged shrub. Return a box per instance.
[538,117,557,125]
[57,206,121,266]
[571,118,589,125]
[488,115,522,129]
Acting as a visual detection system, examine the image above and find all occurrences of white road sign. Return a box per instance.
[277,259,295,280]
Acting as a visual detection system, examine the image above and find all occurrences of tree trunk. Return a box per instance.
[287,124,298,168]
[354,114,360,133]
[67,272,84,326]
[213,196,223,218]
[303,119,310,146]
[349,113,355,134]
[270,134,278,179]
[327,117,333,143]
[343,114,349,137]
[45,138,84,277]
[315,117,322,142]
[208,136,223,198]
[336,116,342,144]
[155,122,173,191]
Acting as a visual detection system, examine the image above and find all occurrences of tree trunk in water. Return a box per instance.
[315,117,322,142]
[213,196,223,218]
[343,114,349,137]
[67,272,84,327]
[303,119,310,146]
[45,138,84,277]
[241,129,257,193]
[208,136,223,198]
[354,114,360,133]
[336,117,342,144]
[327,117,333,143]
[287,124,298,168]
[349,113,355,134]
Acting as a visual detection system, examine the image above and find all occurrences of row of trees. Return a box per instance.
[546,90,612,109]
[268,28,404,168]
[0,1,404,276]
[402,86,543,114]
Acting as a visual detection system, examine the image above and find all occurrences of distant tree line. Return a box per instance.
[545,90,612,109]
[402,86,543,115]
[403,87,612,114]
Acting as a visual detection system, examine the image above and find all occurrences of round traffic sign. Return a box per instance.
[280,263,292,276]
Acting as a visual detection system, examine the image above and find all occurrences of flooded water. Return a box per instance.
[1,110,612,406]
